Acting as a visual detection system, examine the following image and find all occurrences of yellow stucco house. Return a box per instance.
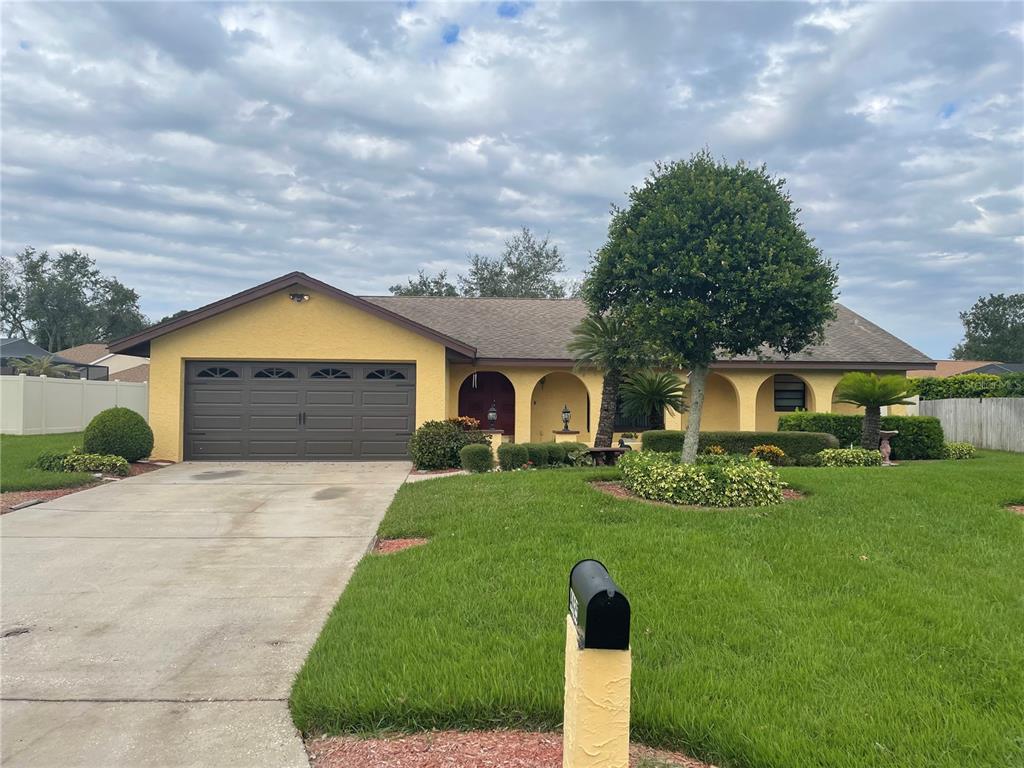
[110,272,935,462]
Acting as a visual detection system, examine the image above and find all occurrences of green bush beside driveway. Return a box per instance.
[0,432,93,492]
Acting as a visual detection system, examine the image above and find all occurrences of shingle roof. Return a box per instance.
[362,297,934,367]
[907,360,994,378]
[110,363,150,382]
[56,343,109,365]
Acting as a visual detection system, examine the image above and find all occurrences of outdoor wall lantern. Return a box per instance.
[289,292,310,303]
[561,404,571,431]
[487,401,498,429]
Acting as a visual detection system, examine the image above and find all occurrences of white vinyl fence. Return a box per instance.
[918,397,1024,453]
[0,374,148,435]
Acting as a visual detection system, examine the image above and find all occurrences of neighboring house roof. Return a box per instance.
[56,343,111,365]
[964,362,1024,375]
[109,363,150,382]
[0,337,79,366]
[108,271,934,370]
[906,360,995,378]
[363,297,934,369]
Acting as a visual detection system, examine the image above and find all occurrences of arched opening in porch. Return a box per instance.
[530,372,590,443]
[458,371,515,434]
[699,373,741,431]
[755,373,815,431]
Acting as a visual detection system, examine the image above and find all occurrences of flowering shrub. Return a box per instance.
[816,448,882,467]
[62,451,130,476]
[749,444,786,465]
[448,416,481,430]
[702,444,726,455]
[943,442,976,460]
[618,451,783,508]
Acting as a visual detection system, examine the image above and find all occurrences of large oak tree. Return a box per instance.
[584,150,838,462]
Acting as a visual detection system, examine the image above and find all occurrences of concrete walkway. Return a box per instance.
[1,461,410,768]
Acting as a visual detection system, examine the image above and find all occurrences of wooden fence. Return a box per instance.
[918,398,1023,453]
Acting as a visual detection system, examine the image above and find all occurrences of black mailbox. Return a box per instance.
[568,559,630,650]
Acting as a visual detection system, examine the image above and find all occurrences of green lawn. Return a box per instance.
[291,453,1024,768]
[0,432,93,491]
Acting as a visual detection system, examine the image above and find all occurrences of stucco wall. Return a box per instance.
[148,289,448,461]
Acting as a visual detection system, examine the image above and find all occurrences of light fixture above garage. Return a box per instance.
[289,292,310,303]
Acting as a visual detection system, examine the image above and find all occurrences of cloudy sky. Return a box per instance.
[2,2,1022,357]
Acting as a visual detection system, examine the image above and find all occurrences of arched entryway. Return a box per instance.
[530,372,590,443]
[700,373,741,430]
[458,372,515,434]
[755,373,815,431]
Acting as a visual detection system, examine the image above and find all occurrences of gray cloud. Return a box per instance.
[2,1,1021,356]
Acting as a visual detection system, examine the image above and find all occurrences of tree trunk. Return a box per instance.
[861,405,881,450]
[651,409,665,430]
[594,369,621,448]
[681,363,709,463]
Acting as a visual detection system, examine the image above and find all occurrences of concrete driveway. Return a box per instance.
[1,461,410,768]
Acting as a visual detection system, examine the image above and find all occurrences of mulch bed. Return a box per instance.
[1009,505,1024,516]
[0,461,170,514]
[374,537,429,555]
[590,481,805,507]
[307,731,714,768]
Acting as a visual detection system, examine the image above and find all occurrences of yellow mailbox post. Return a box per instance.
[563,560,632,768]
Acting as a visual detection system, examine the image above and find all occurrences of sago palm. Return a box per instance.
[619,370,687,430]
[833,372,915,450]
[568,314,636,447]
[10,354,78,378]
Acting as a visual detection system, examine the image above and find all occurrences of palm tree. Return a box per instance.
[568,314,637,447]
[620,370,687,430]
[833,372,915,450]
[10,354,78,378]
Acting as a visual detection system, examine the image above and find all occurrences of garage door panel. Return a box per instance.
[191,389,243,405]
[362,391,412,406]
[184,361,415,461]
[306,391,355,406]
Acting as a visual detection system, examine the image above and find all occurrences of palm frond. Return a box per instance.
[833,372,915,408]
[620,370,688,420]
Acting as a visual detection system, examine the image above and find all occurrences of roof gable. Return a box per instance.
[108,272,476,358]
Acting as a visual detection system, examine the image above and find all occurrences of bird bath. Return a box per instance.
[879,430,899,465]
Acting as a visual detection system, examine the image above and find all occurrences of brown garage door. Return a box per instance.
[184,361,415,460]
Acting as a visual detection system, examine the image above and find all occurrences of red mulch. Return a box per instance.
[1,461,169,514]
[307,731,714,768]
[411,468,466,476]
[590,481,805,507]
[374,538,429,554]
[1009,505,1024,516]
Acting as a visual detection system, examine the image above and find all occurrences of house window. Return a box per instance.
[366,368,405,380]
[311,367,351,379]
[612,394,652,431]
[254,367,295,379]
[773,374,806,411]
[197,366,239,379]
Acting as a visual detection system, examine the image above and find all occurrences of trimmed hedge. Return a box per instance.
[817,448,882,467]
[523,443,551,467]
[497,443,529,471]
[619,451,783,507]
[459,444,493,473]
[914,373,1011,400]
[83,407,154,462]
[777,413,945,460]
[642,430,838,456]
[408,420,489,470]
[545,443,568,465]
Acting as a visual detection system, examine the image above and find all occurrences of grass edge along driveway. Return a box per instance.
[291,452,1024,768]
[0,432,93,492]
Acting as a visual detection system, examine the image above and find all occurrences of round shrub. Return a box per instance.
[497,443,529,471]
[619,451,783,507]
[546,443,568,465]
[750,444,786,466]
[408,420,488,470]
[943,442,976,460]
[523,443,550,468]
[816,448,882,467]
[83,407,153,462]
[460,444,493,473]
